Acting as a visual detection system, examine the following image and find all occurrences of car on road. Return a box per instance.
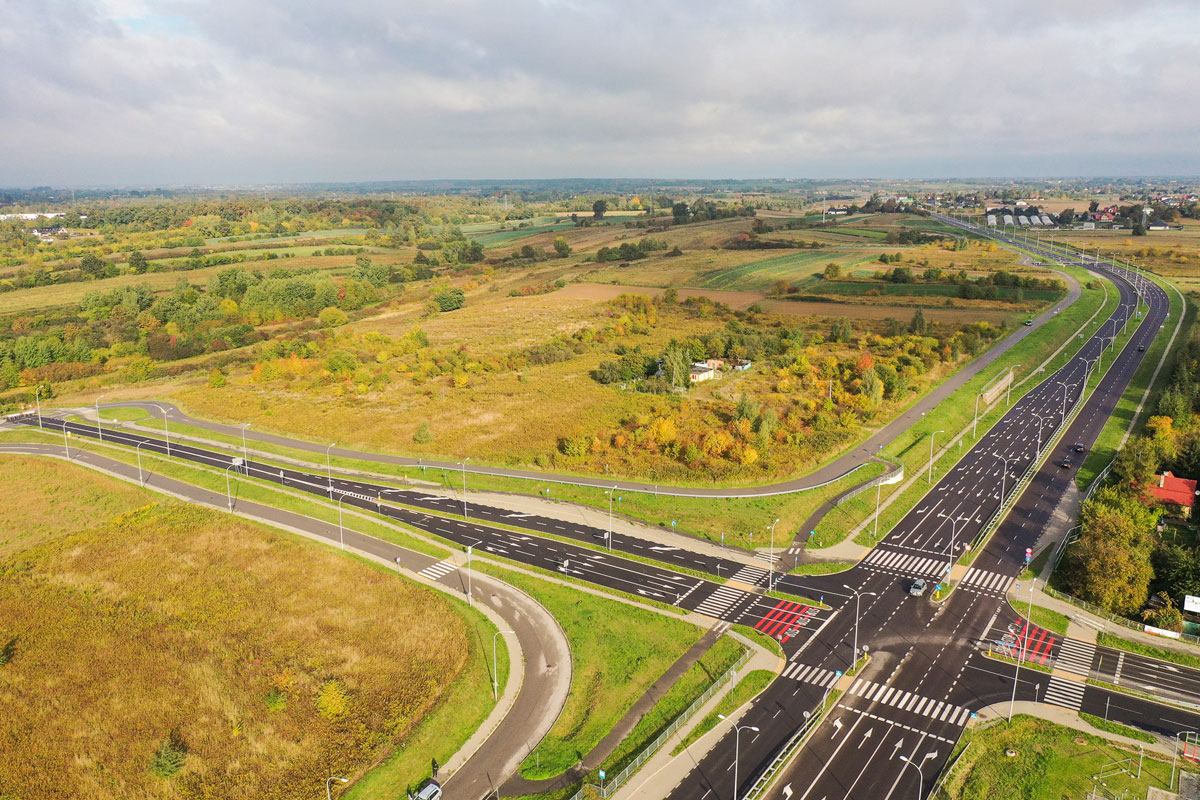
[1073,443,1085,453]
[1138,345,1146,351]
[1059,457,1072,469]
[909,578,927,597]
[1024,319,1034,326]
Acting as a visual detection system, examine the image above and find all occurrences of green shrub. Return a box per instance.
[413,422,434,444]
[148,733,187,778]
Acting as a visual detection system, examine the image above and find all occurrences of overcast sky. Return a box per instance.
[3,0,1198,186]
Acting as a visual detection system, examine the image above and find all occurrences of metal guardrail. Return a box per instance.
[834,460,903,507]
[568,647,752,800]
[742,692,835,800]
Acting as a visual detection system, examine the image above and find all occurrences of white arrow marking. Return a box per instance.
[891,739,904,759]
[858,729,873,749]
[831,718,843,737]
[782,785,792,800]
[649,546,678,552]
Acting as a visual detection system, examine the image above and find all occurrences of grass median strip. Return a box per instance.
[1097,632,1200,669]
[1078,712,1157,744]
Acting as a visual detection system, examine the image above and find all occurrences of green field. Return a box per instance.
[670,669,775,755]
[935,715,1173,800]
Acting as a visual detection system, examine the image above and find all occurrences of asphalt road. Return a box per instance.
[658,219,1189,800]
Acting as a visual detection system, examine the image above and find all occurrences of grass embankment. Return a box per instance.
[594,637,746,781]
[827,266,1114,549]
[671,670,775,755]
[732,625,786,658]
[0,455,499,800]
[1077,273,1189,489]
[1007,602,1071,636]
[0,427,450,559]
[1018,547,1052,581]
[472,563,702,780]
[1097,632,1200,669]
[934,715,1171,800]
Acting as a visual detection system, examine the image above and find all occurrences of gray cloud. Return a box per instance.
[2,0,1197,184]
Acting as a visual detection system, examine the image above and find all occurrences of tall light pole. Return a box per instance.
[461,457,471,520]
[136,439,148,485]
[1031,413,1049,456]
[492,629,514,700]
[1056,381,1076,420]
[842,584,877,669]
[336,493,347,550]
[898,752,937,799]
[937,513,971,577]
[465,539,481,608]
[326,776,348,800]
[34,384,43,429]
[62,427,70,459]
[95,394,105,441]
[325,442,336,499]
[239,423,251,475]
[769,517,780,589]
[995,455,1019,511]
[873,478,883,543]
[928,430,945,483]
[973,393,982,439]
[716,716,759,800]
[225,460,241,511]
[1009,578,1037,721]
[153,403,171,458]
[604,486,617,552]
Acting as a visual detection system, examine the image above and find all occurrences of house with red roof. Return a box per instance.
[1150,471,1198,519]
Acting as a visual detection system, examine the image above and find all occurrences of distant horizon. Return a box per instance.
[5,2,1198,185]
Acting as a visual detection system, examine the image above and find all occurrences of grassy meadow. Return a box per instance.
[0,455,496,800]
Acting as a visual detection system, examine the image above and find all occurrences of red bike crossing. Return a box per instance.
[753,600,818,642]
[996,620,1057,665]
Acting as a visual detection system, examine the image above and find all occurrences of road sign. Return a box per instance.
[1186,595,1200,614]
[1025,547,1033,563]
[598,770,606,780]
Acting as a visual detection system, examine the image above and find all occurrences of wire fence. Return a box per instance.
[568,648,752,800]
[1042,585,1200,646]
[834,459,903,507]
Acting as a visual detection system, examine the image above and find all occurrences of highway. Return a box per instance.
[659,218,1193,800]
[6,217,1193,799]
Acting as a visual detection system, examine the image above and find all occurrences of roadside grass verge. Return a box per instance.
[671,670,775,755]
[934,715,1172,800]
[1078,713,1157,744]
[982,650,1053,674]
[1019,546,1052,581]
[0,428,450,559]
[732,625,785,658]
[472,563,703,780]
[1015,603,1071,636]
[1077,274,1190,489]
[830,267,1114,548]
[1097,632,1200,670]
[593,637,746,781]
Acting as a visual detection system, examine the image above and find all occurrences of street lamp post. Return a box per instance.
[716,716,759,800]
[225,460,241,511]
[325,442,336,499]
[995,455,1018,512]
[1009,578,1037,721]
[768,517,780,589]
[326,776,348,800]
[842,584,877,669]
[153,403,172,458]
[465,539,481,608]
[136,439,148,485]
[34,385,43,429]
[928,429,945,483]
[492,629,514,700]
[605,486,616,551]
[240,423,251,475]
[336,493,347,550]
[96,394,105,441]
[1056,381,1076,420]
[898,752,937,800]
[937,513,971,577]
[62,427,70,459]
[1030,413,1049,456]
[461,457,471,520]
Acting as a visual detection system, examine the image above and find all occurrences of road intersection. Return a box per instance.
[5,218,1196,799]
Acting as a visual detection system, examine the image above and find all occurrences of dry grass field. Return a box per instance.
[0,456,488,800]
[1051,220,1200,292]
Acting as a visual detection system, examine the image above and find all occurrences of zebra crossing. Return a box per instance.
[958,567,1014,595]
[693,585,746,619]
[728,563,768,586]
[1043,675,1087,711]
[781,660,841,688]
[417,559,459,580]
[862,547,950,578]
[1054,638,1096,678]
[847,678,973,726]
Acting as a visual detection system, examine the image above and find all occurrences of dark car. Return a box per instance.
[1073,443,1085,453]
[1059,457,1072,469]
[1138,345,1146,351]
